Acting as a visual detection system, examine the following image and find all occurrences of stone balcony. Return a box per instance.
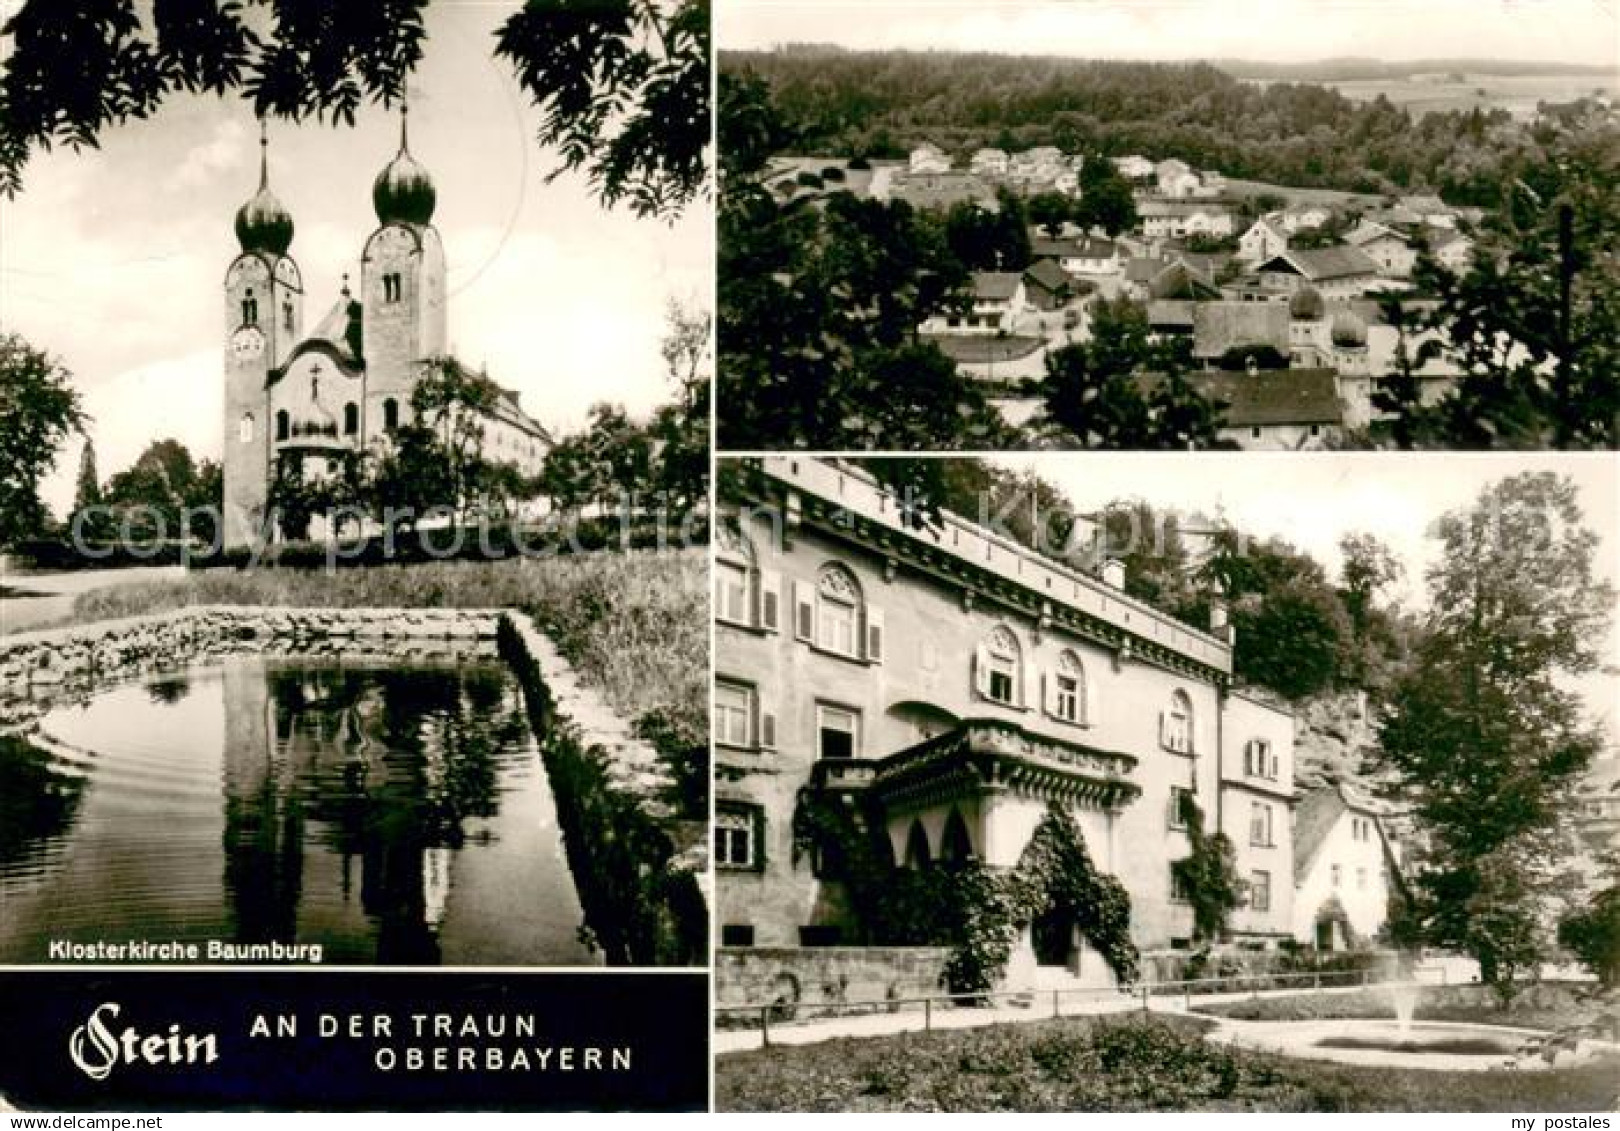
[809,718,1141,814]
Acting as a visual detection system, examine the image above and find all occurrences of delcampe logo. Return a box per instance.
[69,1002,220,1081]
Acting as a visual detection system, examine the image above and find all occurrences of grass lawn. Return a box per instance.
[715,1013,1620,1112]
[39,550,709,811]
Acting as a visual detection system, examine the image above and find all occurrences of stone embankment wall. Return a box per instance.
[0,606,497,723]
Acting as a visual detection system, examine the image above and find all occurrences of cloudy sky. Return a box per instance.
[721,0,1618,66]
[1,0,711,516]
[989,452,1620,735]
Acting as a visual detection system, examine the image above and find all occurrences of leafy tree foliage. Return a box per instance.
[102,438,222,540]
[495,0,710,218]
[1558,885,1620,987]
[0,333,84,546]
[1378,473,1614,987]
[1037,297,1227,449]
[718,71,1013,450]
[943,189,1031,270]
[539,402,653,511]
[1374,125,1620,448]
[647,298,711,511]
[2,0,709,217]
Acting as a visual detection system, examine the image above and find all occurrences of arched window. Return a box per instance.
[814,564,861,657]
[903,820,931,870]
[239,413,254,444]
[1051,650,1087,724]
[976,625,1021,706]
[275,409,289,442]
[1161,689,1193,754]
[940,808,973,865]
[241,289,258,326]
[343,403,359,436]
[383,398,399,432]
[281,301,293,332]
[383,273,402,303]
[715,521,756,626]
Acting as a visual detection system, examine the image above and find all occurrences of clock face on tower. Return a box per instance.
[229,326,265,361]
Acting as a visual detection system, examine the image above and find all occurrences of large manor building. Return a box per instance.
[715,457,1304,990]
[222,117,550,547]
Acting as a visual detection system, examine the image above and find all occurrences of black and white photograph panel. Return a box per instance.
[0,0,711,969]
[713,453,1619,1112]
[716,0,1620,452]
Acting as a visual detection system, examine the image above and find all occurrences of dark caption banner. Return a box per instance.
[0,970,708,1111]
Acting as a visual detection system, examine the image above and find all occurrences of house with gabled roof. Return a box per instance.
[1346,220,1417,278]
[1256,246,1380,299]
[1292,781,1403,950]
[1238,216,1289,265]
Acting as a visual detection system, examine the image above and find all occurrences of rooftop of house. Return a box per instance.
[971,271,1024,301]
[1192,302,1290,358]
[1023,257,1073,293]
[1188,366,1344,428]
[1294,781,1398,884]
[1259,245,1379,281]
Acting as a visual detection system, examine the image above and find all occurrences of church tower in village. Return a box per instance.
[223,126,304,548]
[360,106,447,435]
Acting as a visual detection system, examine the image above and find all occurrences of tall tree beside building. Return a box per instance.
[1378,473,1614,989]
[0,333,84,546]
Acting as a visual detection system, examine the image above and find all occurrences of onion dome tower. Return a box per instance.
[235,123,295,256]
[361,103,448,431]
[1289,285,1324,323]
[371,105,437,227]
[1331,310,1368,349]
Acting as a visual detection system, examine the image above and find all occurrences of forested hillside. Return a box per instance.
[722,46,1583,205]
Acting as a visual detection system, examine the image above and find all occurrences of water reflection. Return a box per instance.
[0,656,597,966]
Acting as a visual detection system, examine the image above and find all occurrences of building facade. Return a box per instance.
[222,119,550,547]
[715,458,1297,989]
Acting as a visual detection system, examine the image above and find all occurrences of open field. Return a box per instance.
[26,551,709,785]
[1322,73,1617,118]
[716,1012,1620,1112]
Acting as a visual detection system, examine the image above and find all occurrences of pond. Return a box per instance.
[0,655,600,966]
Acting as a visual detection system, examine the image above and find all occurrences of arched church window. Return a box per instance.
[238,414,254,444]
[1161,689,1194,754]
[814,564,861,657]
[344,403,359,436]
[383,398,399,432]
[383,273,402,303]
[282,301,293,332]
[241,290,258,326]
[976,625,1021,706]
[275,410,289,442]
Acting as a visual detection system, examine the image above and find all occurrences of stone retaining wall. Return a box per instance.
[0,605,498,724]
[715,946,951,1018]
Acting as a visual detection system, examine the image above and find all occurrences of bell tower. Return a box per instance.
[360,105,446,440]
[223,123,303,548]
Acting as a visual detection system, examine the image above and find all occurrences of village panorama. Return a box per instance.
[717,46,1620,452]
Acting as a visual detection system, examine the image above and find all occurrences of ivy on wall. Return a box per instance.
[791,791,1140,993]
[1169,795,1246,945]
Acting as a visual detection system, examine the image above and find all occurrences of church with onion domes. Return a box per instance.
[222,113,551,547]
